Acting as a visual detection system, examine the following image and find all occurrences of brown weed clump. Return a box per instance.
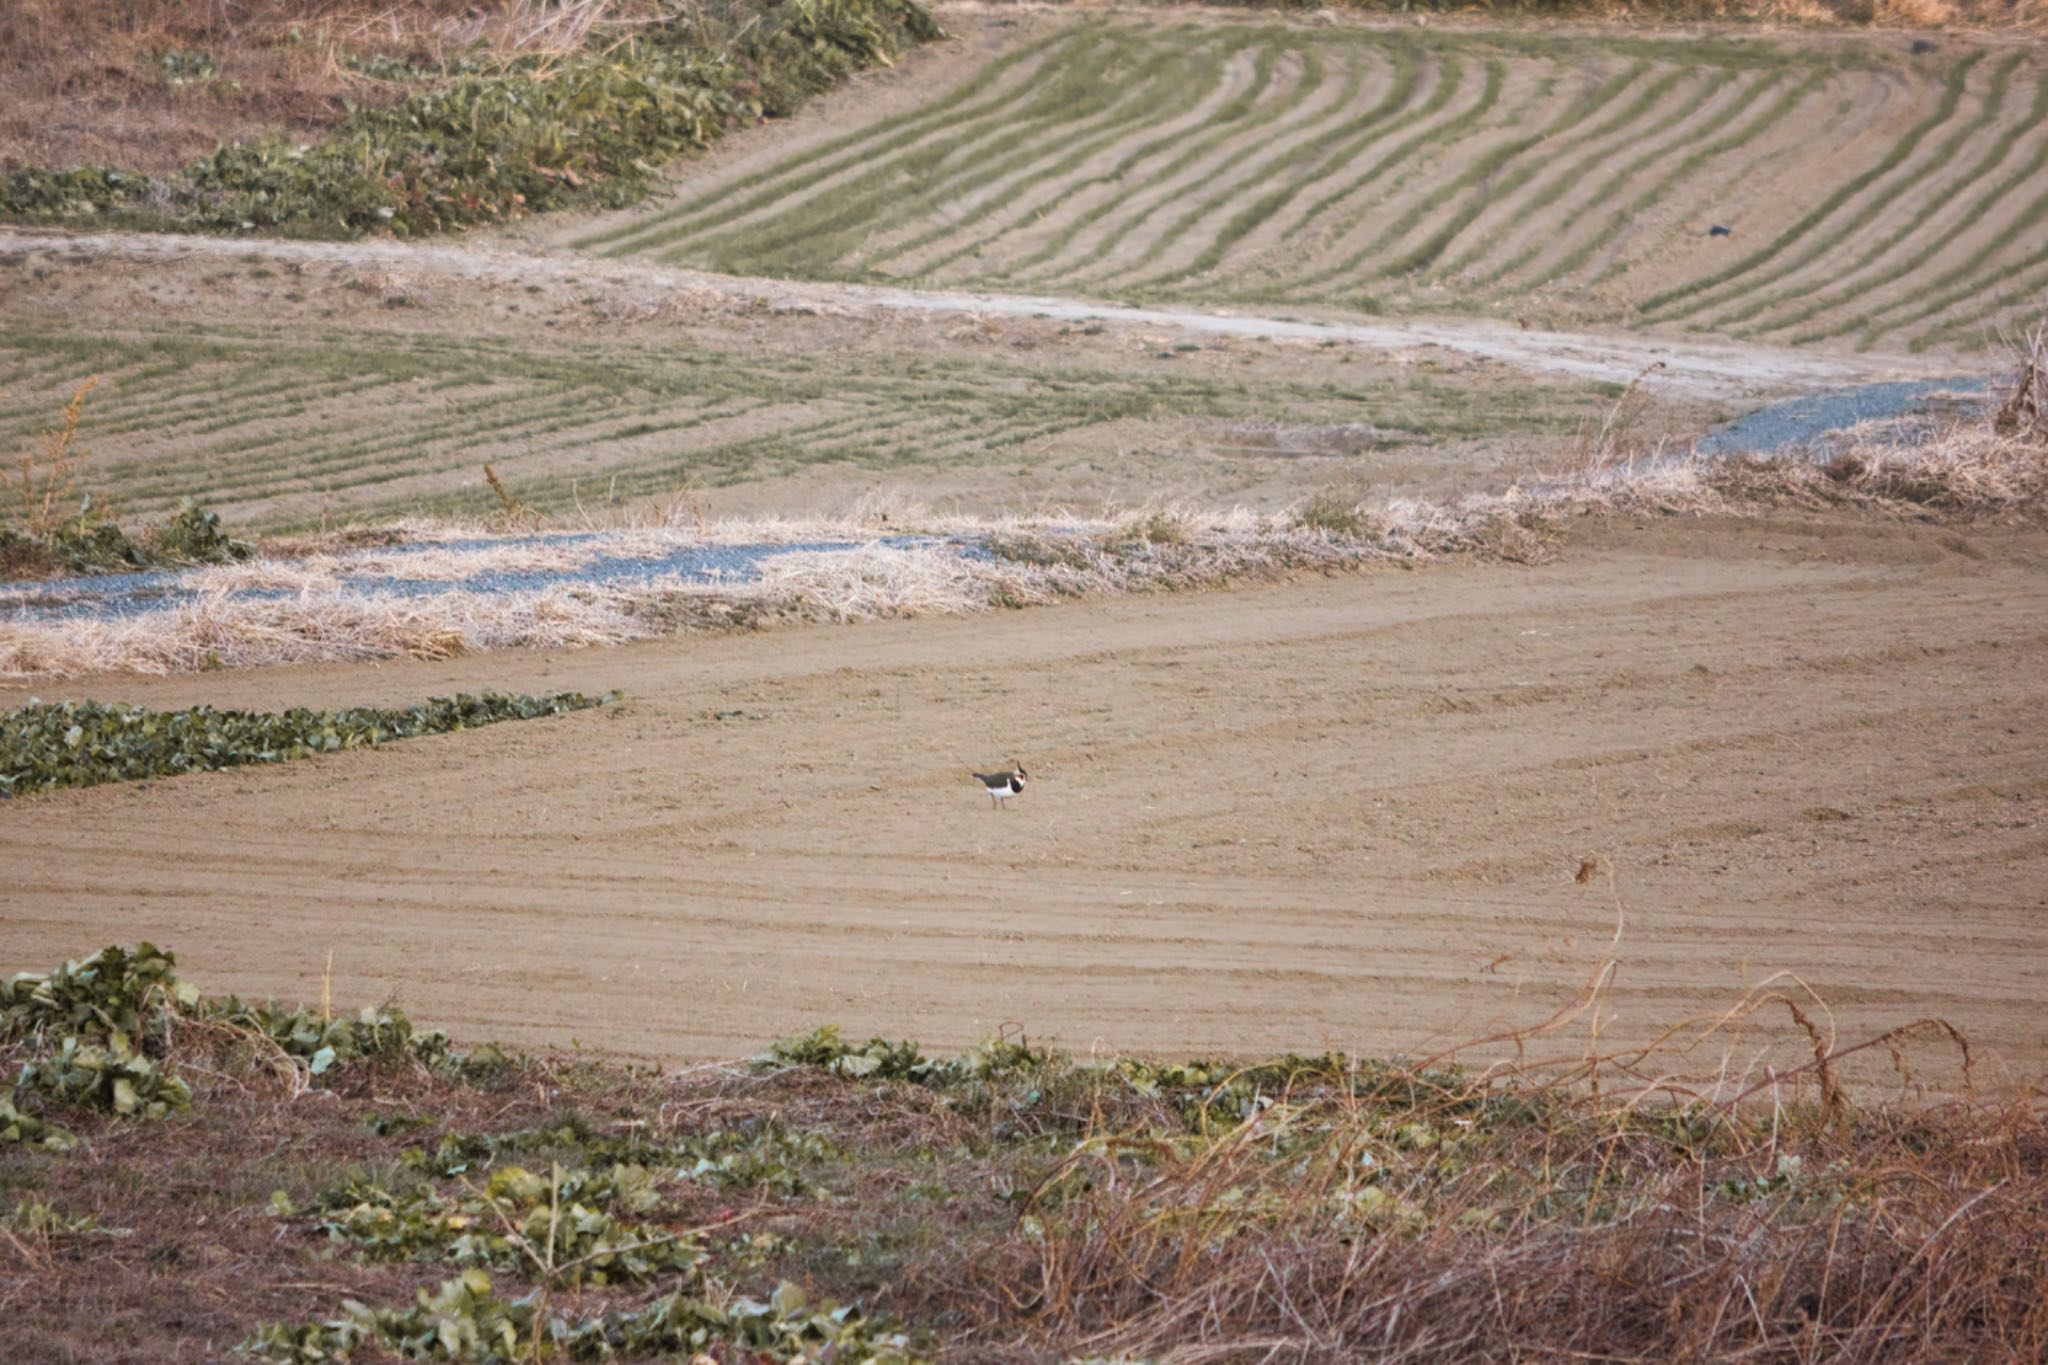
[6,375,98,539]
[972,1084,2046,1361]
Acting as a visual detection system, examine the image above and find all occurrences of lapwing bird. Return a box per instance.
[973,762,1027,810]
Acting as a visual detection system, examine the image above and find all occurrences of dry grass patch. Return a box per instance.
[0,0,632,175]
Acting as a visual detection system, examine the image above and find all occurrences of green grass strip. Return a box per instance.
[1847,204,2048,349]
[644,26,1143,267]
[1253,43,1471,256]
[1904,243,2048,352]
[1054,38,1350,290]
[901,35,1267,280]
[1377,59,1653,282]
[838,33,1236,277]
[1429,66,1706,281]
[1278,53,1632,299]
[1578,66,1823,288]
[1252,54,1509,299]
[1,692,611,798]
[1638,49,1983,318]
[680,29,1162,273]
[990,38,1292,286]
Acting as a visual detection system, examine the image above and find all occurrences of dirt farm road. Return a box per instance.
[0,228,1940,399]
[5,514,2044,1086]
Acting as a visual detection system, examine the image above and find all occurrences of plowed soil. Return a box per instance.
[6,512,2045,1085]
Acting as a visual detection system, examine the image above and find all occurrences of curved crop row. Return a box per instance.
[578,19,2048,351]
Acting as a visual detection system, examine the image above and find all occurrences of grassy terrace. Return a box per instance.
[577,20,2048,350]
[0,317,1615,532]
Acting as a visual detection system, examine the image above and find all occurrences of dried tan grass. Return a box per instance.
[1994,311,2047,443]
[0,0,648,174]
[891,882,2041,1361]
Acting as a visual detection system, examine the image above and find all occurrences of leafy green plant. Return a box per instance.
[245,1270,921,1364]
[408,1114,840,1195]
[0,1198,131,1240]
[0,943,498,1148]
[213,997,457,1076]
[149,47,220,89]
[0,1089,76,1151]
[759,1024,1050,1088]
[245,1269,527,1363]
[0,942,196,1129]
[0,690,612,797]
[147,499,251,564]
[299,1163,699,1288]
[557,1278,917,1362]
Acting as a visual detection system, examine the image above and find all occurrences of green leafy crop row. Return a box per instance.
[297,1164,705,1288]
[0,0,942,239]
[247,1270,918,1364]
[0,689,611,797]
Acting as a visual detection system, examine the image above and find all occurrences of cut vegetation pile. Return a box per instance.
[2,942,2043,1361]
[582,18,2048,348]
[0,0,941,237]
[0,690,610,796]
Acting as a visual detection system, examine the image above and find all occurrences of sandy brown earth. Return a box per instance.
[5,511,2044,1088]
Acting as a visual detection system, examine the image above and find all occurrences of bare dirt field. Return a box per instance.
[6,511,2044,1086]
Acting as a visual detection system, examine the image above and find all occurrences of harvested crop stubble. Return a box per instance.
[591,16,2048,348]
